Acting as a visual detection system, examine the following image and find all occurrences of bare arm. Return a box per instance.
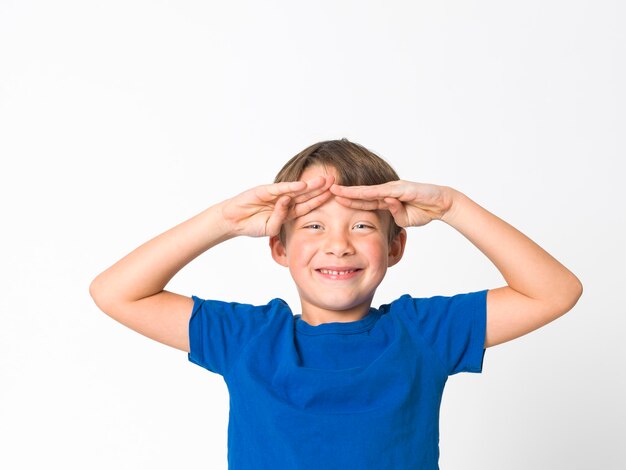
[441,190,582,347]
[331,181,583,348]
[89,176,334,352]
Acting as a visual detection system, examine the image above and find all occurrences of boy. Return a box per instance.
[90,139,582,469]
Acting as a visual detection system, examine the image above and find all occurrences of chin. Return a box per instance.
[318,297,371,313]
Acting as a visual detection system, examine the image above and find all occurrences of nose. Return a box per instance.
[323,230,355,257]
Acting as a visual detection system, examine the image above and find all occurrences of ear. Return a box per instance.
[269,235,289,267]
[387,228,407,267]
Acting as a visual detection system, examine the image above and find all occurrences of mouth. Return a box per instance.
[315,267,362,280]
[318,268,358,275]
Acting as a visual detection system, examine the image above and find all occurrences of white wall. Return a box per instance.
[1,1,623,468]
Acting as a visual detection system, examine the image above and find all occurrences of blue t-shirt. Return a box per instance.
[188,291,487,469]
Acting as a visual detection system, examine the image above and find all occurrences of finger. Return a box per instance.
[384,197,408,227]
[291,175,335,204]
[330,182,404,201]
[290,189,333,219]
[265,195,292,236]
[262,176,331,203]
[333,196,389,211]
[261,180,308,199]
[302,175,330,192]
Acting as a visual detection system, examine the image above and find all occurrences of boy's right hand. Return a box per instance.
[89,174,334,353]
[220,175,334,238]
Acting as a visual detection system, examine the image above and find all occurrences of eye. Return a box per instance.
[353,223,374,230]
[303,223,323,230]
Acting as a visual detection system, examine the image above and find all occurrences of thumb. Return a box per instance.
[385,197,408,227]
[265,195,291,236]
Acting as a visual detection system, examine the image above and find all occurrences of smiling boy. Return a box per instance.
[270,163,405,326]
[90,139,582,469]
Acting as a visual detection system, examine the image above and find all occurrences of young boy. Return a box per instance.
[90,139,582,469]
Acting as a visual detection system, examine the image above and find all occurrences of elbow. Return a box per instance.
[88,277,98,301]
[89,276,104,310]
[89,273,136,323]
[571,275,583,307]
[557,273,583,316]
[89,274,113,314]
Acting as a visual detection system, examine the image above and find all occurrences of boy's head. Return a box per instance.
[274,138,403,244]
[270,139,406,320]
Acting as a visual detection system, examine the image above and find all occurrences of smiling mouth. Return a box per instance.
[316,268,361,276]
[318,269,358,276]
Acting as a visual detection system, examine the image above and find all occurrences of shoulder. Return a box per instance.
[191,296,291,310]
[188,297,295,375]
[379,290,488,312]
[380,291,488,375]
[190,296,293,320]
[377,291,488,329]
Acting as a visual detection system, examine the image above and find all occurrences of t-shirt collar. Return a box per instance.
[295,308,381,336]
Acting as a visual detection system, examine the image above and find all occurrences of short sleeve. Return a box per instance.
[187,296,277,377]
[403,290,488,376]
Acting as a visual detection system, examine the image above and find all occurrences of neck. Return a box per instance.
[299,303,372,326]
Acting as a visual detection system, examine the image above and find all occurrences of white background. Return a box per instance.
[1,1,624,468]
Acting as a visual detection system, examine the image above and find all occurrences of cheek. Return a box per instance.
[287,237,317,265]
[359,239,388,260]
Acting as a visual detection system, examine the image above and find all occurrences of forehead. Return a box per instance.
[299,196,389,229]
[301,199,382,221]
[296,163,392,225]
[299,163,339,181]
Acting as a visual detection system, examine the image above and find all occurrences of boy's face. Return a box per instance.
[270,165,406,324]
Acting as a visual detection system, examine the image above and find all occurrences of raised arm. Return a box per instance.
[89,176,333,352]
[330,181,583,348]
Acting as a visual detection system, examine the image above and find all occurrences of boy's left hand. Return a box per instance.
[330,180,455,228]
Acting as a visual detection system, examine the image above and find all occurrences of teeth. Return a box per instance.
[319,269,355,275]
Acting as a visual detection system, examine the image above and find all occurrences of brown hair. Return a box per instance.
[274,138,403,243]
